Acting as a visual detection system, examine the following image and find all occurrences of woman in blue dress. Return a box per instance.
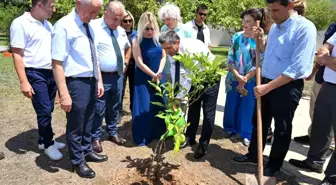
[132,12,167,146]
[223,8,269,146]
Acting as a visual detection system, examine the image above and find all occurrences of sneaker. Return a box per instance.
[44,144,63,161]
[39,141,66,150]
[243,138,250,146]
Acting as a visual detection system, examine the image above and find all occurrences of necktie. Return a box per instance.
[83,23,98,79]
[109,28,124,75]
[174,59,180,95]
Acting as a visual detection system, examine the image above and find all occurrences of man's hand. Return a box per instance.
[317,55,330,66]
[20,81,35,99]
[254,83,272,98]
[60,93,72,112]
[97,81,104,98]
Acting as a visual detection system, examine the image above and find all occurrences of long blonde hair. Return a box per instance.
[137,12,160,46]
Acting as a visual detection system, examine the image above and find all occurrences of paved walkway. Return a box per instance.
[212,77,329,185]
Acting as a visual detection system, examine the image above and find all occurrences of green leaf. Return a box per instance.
[151,102,165,108]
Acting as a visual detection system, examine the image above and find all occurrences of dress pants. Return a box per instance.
[92,73,123,141]
[306,82,336,181]
[26,68,57,148]
[186,81,220,150]
[66,77,96,165]
[247,78,304,170]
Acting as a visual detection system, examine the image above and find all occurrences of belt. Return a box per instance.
[101,71,118,75]
[25,67,52,72]
[66,76,95,80]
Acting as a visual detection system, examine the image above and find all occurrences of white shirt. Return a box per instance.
[10,12,53,70]
[324,32,336,84]
[184,20,211,47]
[91,17,130,72]
[168,38,214,98]
[52,9,98,78]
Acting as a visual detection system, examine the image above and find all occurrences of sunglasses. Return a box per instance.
[144,27,154,31]
[122,19,132,23]
[198,12,208,16]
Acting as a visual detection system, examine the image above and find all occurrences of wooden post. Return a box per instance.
[255,21,263,185]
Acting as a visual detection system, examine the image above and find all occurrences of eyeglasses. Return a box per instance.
[122,19,132,23]
[198,12,208,17]
[144,27,154,31]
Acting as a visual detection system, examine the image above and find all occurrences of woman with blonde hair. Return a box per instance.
[132,12,167,146]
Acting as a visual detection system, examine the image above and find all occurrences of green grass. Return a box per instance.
[0,55,18,96]
[0,36,9,46]
[211,46,229,64]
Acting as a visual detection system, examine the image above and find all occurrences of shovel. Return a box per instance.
[246,21,276,185]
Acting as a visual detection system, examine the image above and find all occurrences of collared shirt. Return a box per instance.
[52,9,98,78]
[184,20,211,47]
[323,33,336,84]
[262,12,317,80]
[161,23,193,39]
[91,17,130,72]
[168,38,214,98]
[10,12,53,70]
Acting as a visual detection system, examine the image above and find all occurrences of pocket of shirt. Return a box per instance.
[275,36,292,60]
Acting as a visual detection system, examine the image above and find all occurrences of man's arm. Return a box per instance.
[12,48,34,98]
[124,47,131,72]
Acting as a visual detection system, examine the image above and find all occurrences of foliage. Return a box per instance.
[305,0,336,30]
[123,0,160,25]
[148,52,225,155]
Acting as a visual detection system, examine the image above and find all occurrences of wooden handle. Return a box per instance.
[255,20,264,185]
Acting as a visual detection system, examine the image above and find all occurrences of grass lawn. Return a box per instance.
[0,36,9,46]
[211,46,229,63]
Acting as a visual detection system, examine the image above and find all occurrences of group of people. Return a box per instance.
[3,0,336,184]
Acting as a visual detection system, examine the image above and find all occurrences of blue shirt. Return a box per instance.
[52,9,97,78]
[91,17,130,72]
[262,13,317,80]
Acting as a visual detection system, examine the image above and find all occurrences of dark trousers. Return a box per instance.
[307,82,336,181]
[26,68,57,148]
[186,81,220,150]
[122,62,135,111]
[247,78,303,169]
[92,73,123,140]
[66,77,96,165]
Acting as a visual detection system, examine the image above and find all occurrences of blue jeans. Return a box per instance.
[223,81,255,140]
[92,73,123,140]
[66,77,96,165]
[26,68,57,148]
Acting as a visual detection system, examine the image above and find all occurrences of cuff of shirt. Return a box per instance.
[282,70,298,80]
[52,55,66,63]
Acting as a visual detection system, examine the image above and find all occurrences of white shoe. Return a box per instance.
[44,144,63,160]
[38,141,66,150]
[243,138,250,146]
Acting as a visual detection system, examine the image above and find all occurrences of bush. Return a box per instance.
[305,0,336,30]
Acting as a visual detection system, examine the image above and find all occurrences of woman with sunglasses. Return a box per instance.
[131,12,167,146]
[120,11,137,113]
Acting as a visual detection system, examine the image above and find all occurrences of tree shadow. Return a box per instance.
[121,155,180,185]
[5,128,72,173]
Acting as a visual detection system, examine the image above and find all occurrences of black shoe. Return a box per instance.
[320,177,336,185]
[0,152,4,160]
[232,155,258,165]
[294,135,310,144]
[72,162,96,178]
[264,166,279,177]
[85,152,108,163]
[289,159,323,173]
[326,148,334,158]
[194,146,206,159]
[180,137,196,148]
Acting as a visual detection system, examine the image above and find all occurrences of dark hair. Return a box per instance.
[196,3,208,13]
[266,0,292,7]
[32,0,49,7]
[240,8,269,31]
